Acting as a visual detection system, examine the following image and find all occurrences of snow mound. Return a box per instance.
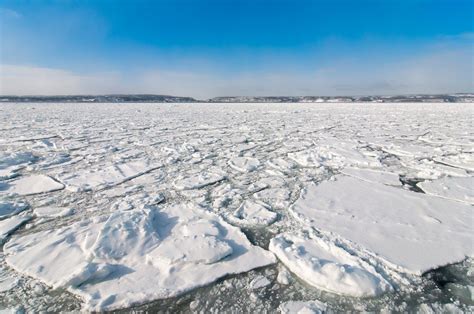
[418,176,474,204]
[4,203,275,310]
[270,232,391,297]
[2,175,64,196]
[290,176,474,275]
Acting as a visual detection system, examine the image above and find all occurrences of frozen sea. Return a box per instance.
[0,102,472,312]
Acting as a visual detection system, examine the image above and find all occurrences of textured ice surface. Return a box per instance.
[290,175,473,275]
[418,176,474,204]
[1,175,64,196]
[279,300,328,314]
[0,102,472,312]
[0,215,31,244]
[33,206,74,218]
[230,200,277,226]
[59,160,159,192]
[0,201,28,219]
[270,232,392,297]
[341,167,401,186]
[4,203,275,310]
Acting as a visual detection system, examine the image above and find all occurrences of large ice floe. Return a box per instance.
[270,231,392,297]
[4,203,275,310]
[0,102,473,312]
[1,175,64,196]
[288,175,473,276]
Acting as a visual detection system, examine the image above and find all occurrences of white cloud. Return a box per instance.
[1,45,472,98]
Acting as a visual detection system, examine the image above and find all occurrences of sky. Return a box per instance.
[0,0,473,99]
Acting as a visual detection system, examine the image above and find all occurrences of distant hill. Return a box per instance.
[1,93,473,103]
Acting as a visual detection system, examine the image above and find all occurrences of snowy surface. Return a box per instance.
[418,176,474,204]
[0,102,472,312]
[4,203,275,310]
[279,300,328,314]
[1,175,64,196]
[270,231,392,297]
[289,175,473,275]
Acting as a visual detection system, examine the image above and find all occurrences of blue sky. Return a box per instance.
[0,0,472,98]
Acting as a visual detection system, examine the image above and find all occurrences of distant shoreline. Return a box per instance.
[1,93,473,103]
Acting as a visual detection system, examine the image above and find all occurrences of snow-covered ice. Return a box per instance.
[59,160,160,192]
[0,201,28,219]
[4,203,275,310]
[230,200,278,226]
[33,206,74,218]
[0,102,472,312]
[289,175,473,275]
[279,300,328,314]
[1,175,64,196]
[0,215,31,244]
[418,176,474,204]
[270,232,392,297]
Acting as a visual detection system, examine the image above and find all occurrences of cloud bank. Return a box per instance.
[1,46,472,99]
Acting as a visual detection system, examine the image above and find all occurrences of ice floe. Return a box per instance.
[4,203,275,310]
[290,175,473,275]
[1,175,64,196]
[0,215,31,244]
[279,300,328,314]
[0,201,29,219]
[270,232,392,297]
[33,206,74,218]
[229,200,278,227]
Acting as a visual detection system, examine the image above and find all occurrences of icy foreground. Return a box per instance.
[5,203,275,309]
[0,103,473,312]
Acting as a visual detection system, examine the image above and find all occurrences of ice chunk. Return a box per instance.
[248,275,271,290]
[4,203,275,310]
[254,188,290,210]
[173,172,225,190]
[418,176,473,204]
[279,300,328,314]
[228,157,260,172]
[270,232,391,297]
[33,206,74,218]
[0,166,21,180]
[0,152,37,169]
[290,176,474,275]
[341,167,401,186]
[0,215,31,244]
[230,200,277,226]
[59,160,160,192]
[0,201,29,219]
[2,175,64,196]
[0,274,18,292]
